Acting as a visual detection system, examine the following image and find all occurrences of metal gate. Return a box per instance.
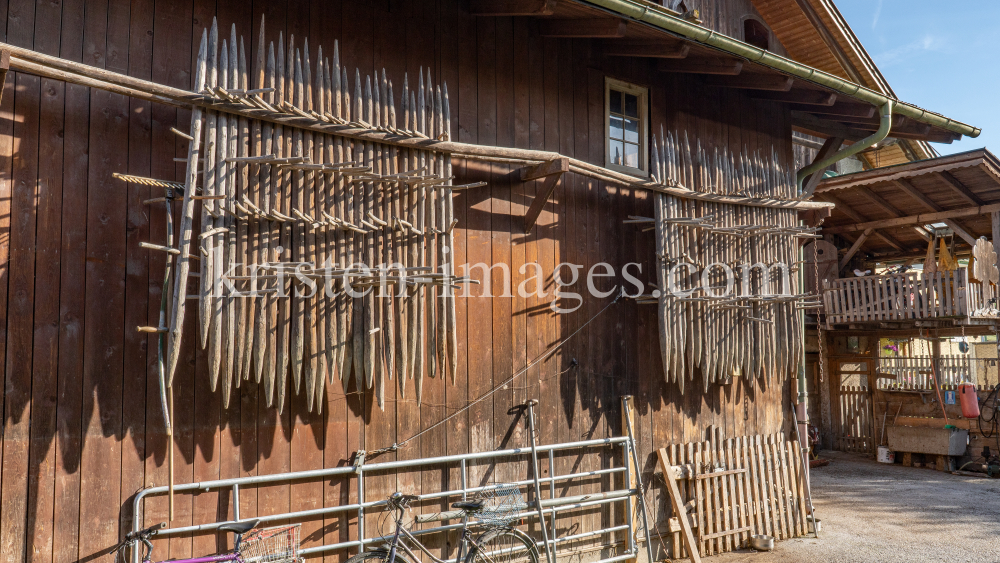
[130,434,643,563]
[831,357,875,454]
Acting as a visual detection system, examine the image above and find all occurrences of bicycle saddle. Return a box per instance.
[219,519,259,534]
[451,501,483,511]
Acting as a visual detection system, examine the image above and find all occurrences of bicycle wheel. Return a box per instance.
[465,528,539,563]
[345,549,416,563]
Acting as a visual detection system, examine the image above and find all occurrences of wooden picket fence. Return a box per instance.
[837,386,874,454]
[823,270,969,324]
[658,430,810,560]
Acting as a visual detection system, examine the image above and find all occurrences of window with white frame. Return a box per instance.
[605,78,648,176]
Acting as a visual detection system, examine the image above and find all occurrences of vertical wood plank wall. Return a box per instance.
[0,1,796,561]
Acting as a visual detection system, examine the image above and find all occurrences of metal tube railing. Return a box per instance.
[131,434,636,563]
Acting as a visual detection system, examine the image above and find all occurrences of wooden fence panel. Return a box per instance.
[662,432,808,559]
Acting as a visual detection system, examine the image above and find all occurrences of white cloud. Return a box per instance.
[873,34,946,65]
[872,0,883,29]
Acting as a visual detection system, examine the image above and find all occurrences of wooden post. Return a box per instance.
[930,337,950,425]
[657,448,702,563]
[991,211,1000,271]
[818,347,833,450]
[621,395,639,560]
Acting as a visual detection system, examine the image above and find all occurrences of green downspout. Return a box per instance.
[791,103,892,442]
[796,101,895,195]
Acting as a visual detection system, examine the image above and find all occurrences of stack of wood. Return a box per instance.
[645,129,807,391]
[146,19,466,413]
[658,429,811,560]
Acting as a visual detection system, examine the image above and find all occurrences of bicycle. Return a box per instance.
[115,518,302,563]
[347,486,539,563]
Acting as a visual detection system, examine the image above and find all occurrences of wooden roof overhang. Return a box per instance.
[814,149,1000,261]
[752,0,936,166]
[472,0,978,146]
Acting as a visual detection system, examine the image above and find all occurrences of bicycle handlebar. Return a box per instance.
[126,522,166,542]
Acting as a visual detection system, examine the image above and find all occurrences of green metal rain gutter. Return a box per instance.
[795,101,893,194]
[581,0,981,140]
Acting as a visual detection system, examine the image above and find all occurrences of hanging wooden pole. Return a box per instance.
[0,50,10,107]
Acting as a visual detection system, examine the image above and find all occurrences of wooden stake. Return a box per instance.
[166,28,208,386]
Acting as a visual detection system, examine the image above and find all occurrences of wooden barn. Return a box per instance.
[0,0,980,562]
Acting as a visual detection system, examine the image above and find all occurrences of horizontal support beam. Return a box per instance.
[823,203,1000,234]
[792,111,871,141]
[705,73,793,91]
[2,40,836,212]
[751,90,836,106]
[790,101,874,118]
[539,18,627,38]
[520,157,569,181]
[470,0,556,15]
[605,41,689,58]
[656,57,742,75]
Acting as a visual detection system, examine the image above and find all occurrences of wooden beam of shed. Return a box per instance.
[0,50,9,106]
[801,136,844,198]
[943,220,978,246]
[752,90,836,106]
[790,101,874,118]
[936,171,985,206]
[539,18,627,38]
[874,232,907,253]
[656,58,742,75]
[856,187,903,217]
[819,192,912,252]
[605,41,690,59]
[840,228,874,271]
[823,202,1000,234]
[891,178,942,212]
[470,0,556,15]
[815,193,865,223]
[522,158,569,233]
[704,74,793,91]
[831,115,907,128]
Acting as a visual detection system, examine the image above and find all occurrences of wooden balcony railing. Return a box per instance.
[822,269,999,325]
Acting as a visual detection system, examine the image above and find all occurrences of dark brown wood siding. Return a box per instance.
[0,1,797,561]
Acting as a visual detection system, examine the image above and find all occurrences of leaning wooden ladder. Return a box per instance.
[657,429,810,561]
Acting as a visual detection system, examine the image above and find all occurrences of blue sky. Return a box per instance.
[836,1,997,156]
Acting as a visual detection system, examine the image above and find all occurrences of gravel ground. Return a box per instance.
[708,450,1000,563]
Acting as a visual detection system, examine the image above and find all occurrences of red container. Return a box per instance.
[959,383,980,419]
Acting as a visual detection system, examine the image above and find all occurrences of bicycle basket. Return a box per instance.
[238,524,300,563]
[474,483,525,528]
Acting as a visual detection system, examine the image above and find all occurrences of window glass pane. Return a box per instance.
[624,118,639,143]
[610,140,624,166]
[624,93,638,118]
[610,89,622,115]
[610,116,624,140]
[624,143,639,168]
